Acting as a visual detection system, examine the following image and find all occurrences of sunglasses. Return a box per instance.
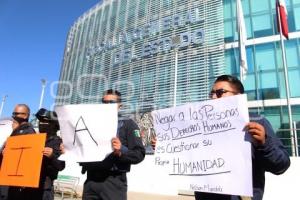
[12,112,27,116]
[101,99,119,104]
[209,89,237,98]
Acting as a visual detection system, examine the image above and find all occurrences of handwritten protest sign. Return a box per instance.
[0,133,46,188]
[55,104,118,162]
[152,94,252,197]
[0,118,12,149]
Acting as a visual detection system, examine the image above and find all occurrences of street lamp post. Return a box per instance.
[38,79,47,109]
[0,95,8,118]
[173,49,178,107]
[172,36,181,107]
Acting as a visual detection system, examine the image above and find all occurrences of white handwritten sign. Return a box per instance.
[55,104,118,162]
[0,118,12,150]
[152,94,252,197]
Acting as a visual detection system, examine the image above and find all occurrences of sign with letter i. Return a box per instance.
[0,133,46,188]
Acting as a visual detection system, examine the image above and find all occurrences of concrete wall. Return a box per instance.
[263,157,299,200]
[59,156,300,199]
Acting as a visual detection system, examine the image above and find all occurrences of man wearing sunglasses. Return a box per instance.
[80,89,145,200]
[194,75,290,200]
[0,104,36,200]
[10,104,35,136]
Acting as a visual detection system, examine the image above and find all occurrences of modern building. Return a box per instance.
[56,0,300,155]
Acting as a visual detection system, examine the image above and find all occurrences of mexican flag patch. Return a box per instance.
[134,130,140,137]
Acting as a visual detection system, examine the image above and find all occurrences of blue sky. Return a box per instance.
[0,0,101,118]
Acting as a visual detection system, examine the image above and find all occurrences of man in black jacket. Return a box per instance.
[194,75,290,200]
[81,89,145,200]
[0,104,37,200]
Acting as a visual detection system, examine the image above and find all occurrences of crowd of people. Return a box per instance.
[0,75,291,200]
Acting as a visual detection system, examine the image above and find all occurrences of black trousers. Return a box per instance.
[7,187,43,200]
[83,173,127,200]
[5,177,53,200]
[42,177,54,200]
[0,186,8,200]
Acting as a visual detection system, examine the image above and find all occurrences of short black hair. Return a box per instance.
[103,89,122,102]
[214,75,244,94]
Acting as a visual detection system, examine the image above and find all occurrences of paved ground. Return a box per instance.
[128,192,194,200]
[54,192,195,200]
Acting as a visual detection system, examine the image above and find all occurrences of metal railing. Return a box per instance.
[276,124,299,157]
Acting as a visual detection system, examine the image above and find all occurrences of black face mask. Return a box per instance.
[12,116,28,124]
[38,121,59,137]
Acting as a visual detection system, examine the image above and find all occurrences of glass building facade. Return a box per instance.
[56,0,300,155]
[224,0,300,155]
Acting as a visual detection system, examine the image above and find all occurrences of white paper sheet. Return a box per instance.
[55,104,118,162]
[152,94,252,196]
[0,118,12,150]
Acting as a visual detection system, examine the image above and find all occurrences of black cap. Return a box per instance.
[35,108,58,122]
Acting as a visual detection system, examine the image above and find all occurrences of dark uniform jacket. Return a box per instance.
[40,135,65,190]
[195,113,290,200]
[248,114,290,200]
[81,118,145,181]
[10,122,36,136]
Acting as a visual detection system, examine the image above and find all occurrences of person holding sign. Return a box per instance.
[194,75,290,200]
[80,89,145,200]
[0,104,36,200]
[35,108,65,200]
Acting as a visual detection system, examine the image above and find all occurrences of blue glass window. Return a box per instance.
[289,69,300,97]
[285,41,300,68]
[225,49,237,74]
[224,0,232,20]
[260,71,277,88]
[294,7,300,31]
[259,71,279,99]
[262,107,282,131]
[287,10,296,32]
[278,69,300,98]
[252,14,273,37]
[251,0,269,13]
[224,20,234,42]
[242,0,250,15]
[245,17,253,38]
[246,46,254,73]
[256,43,276,70]
[244,74,256,100]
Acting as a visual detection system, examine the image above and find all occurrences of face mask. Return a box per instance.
[12,116,28,124]
[38,121,59,136]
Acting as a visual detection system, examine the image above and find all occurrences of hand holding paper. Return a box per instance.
[112,137,122,156]
[246,122,266,145]
[43,147,54,158]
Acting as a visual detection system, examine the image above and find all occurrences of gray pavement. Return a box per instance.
[54,192,195,200]
[128,192,194,200]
